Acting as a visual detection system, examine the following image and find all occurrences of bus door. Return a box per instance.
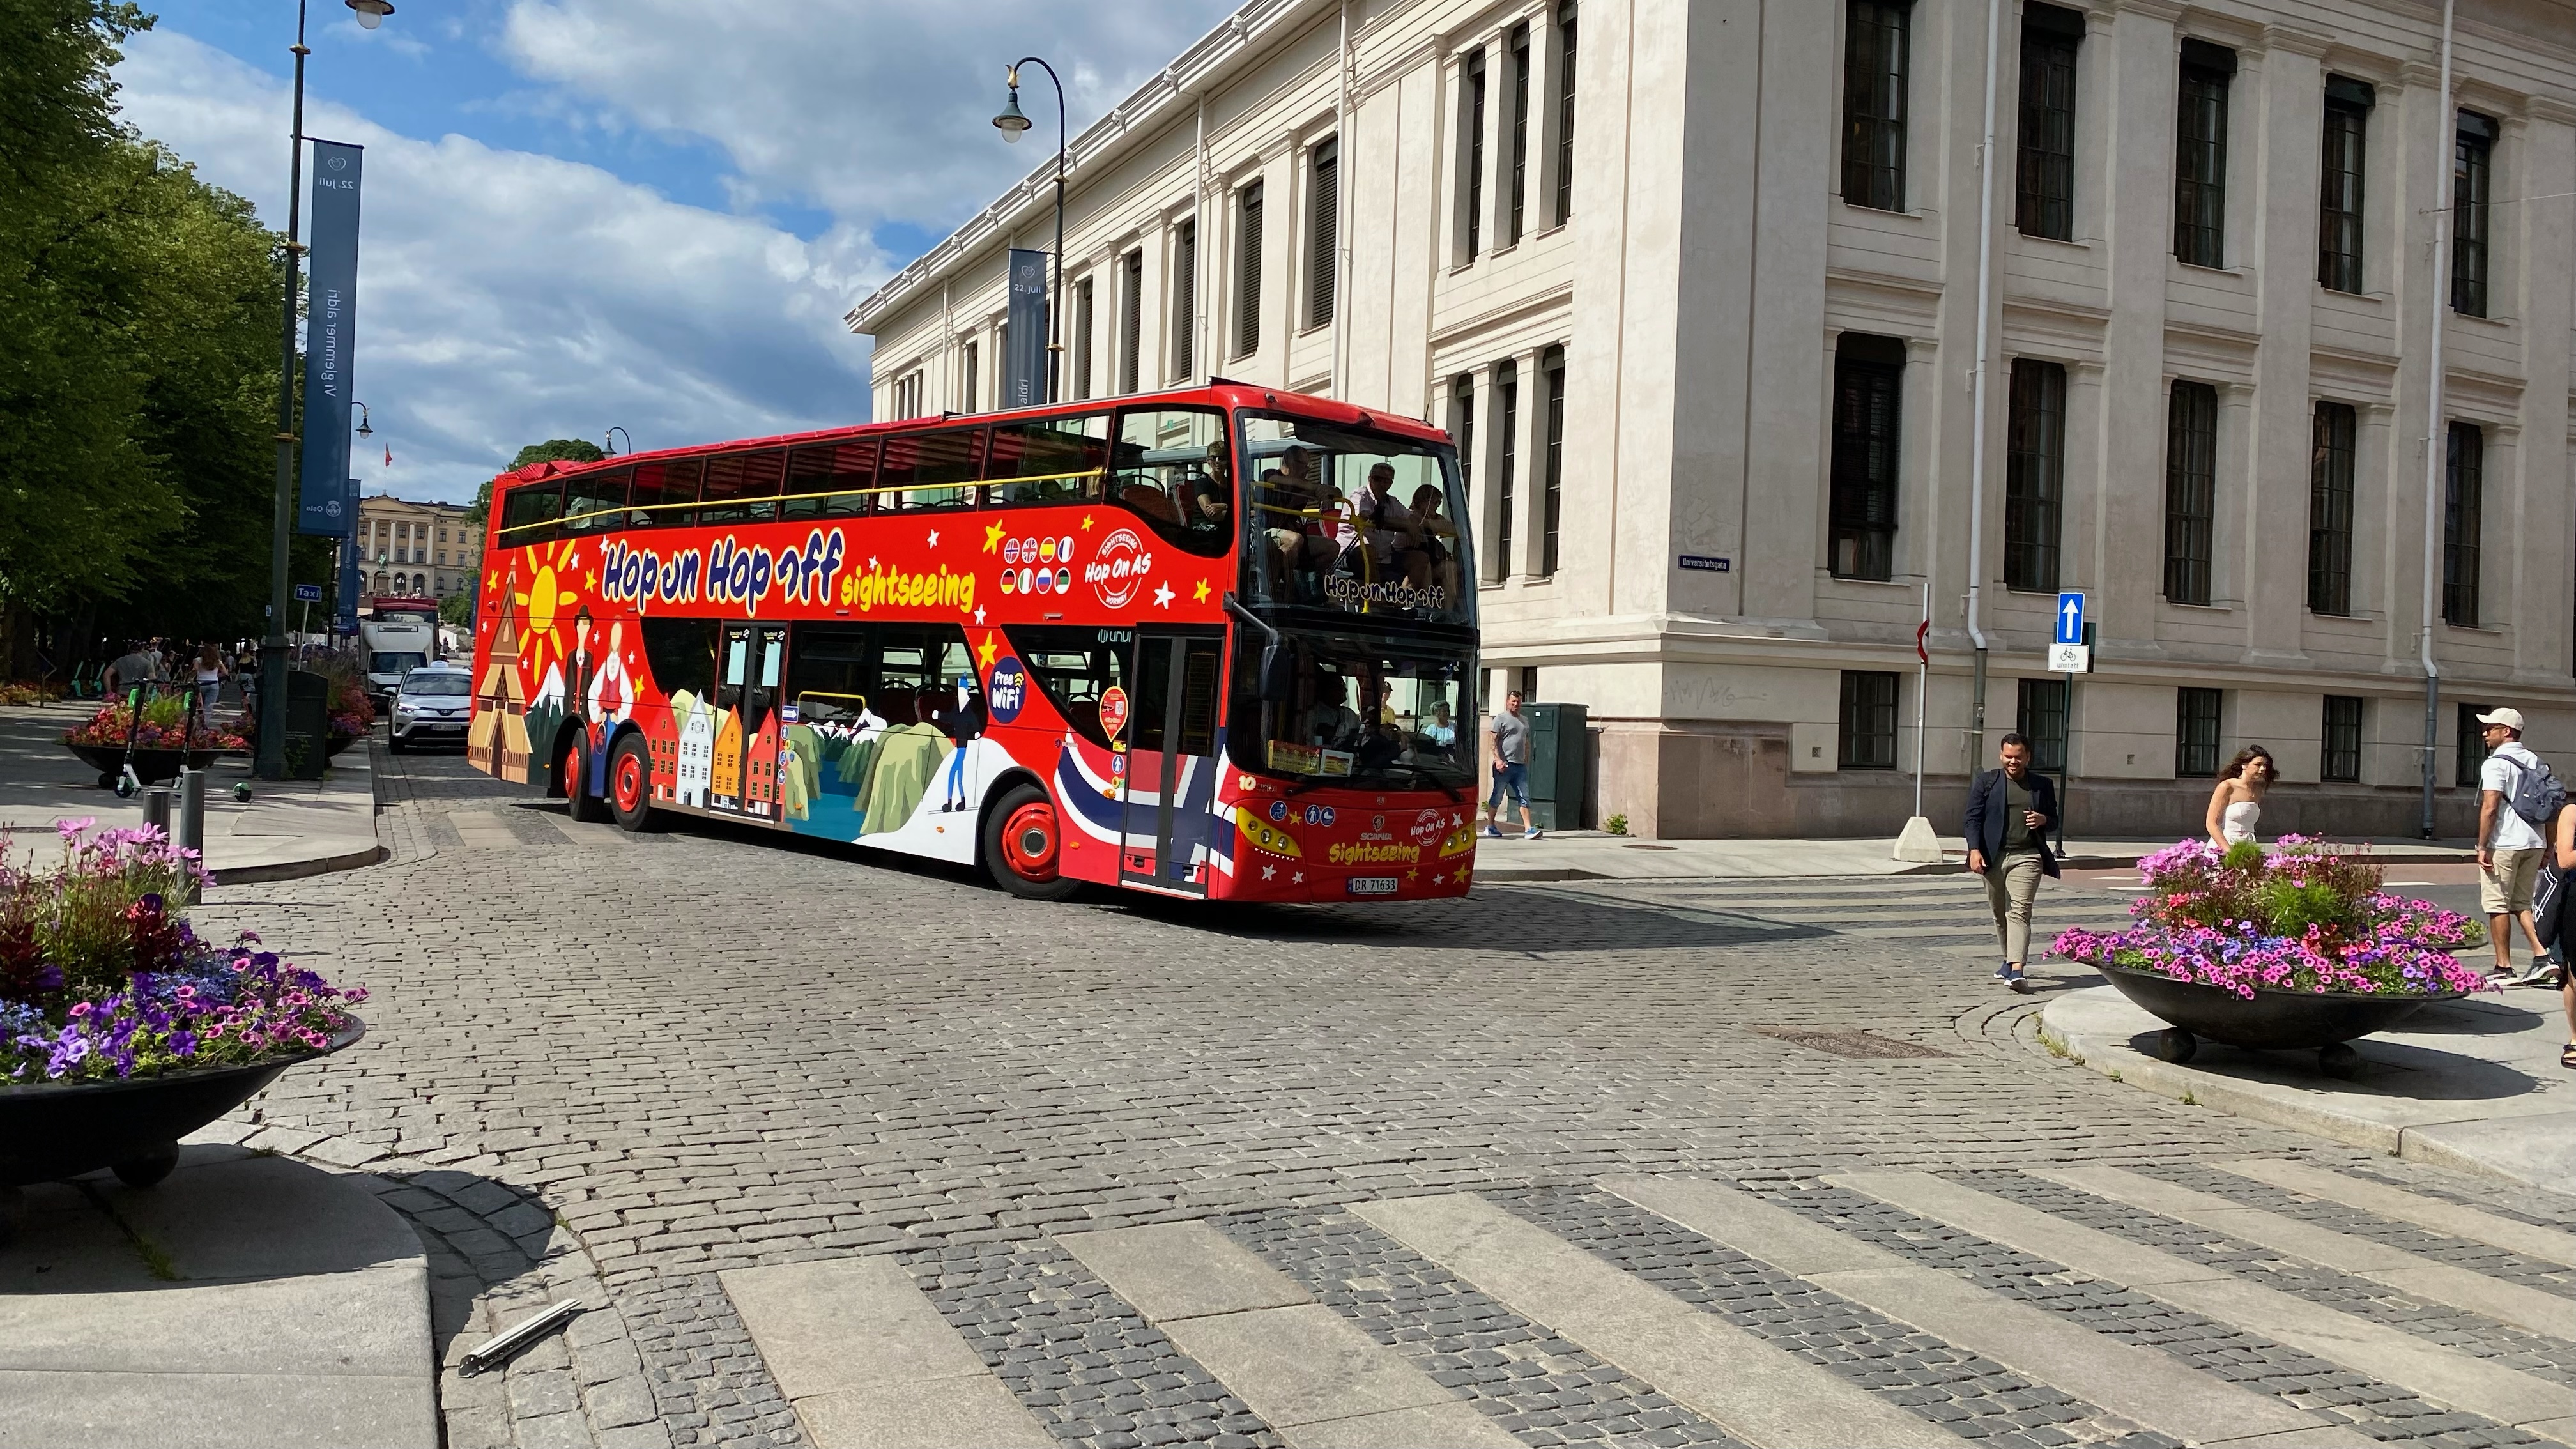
[1120,631,1225,894]
[712,622,788,820]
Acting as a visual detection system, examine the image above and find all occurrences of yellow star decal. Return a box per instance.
[983,520,1007,553]
[976,630,999,669]
[585,572,598,591]
[1080,514,1095,531]
[1192,578,1211,603]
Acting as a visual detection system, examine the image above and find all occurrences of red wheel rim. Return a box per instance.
[613,749,643,813]
[562,740,585,800]
[1001,801,1059,880]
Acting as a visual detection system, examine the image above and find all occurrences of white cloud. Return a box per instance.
[113,29,882,507]
[495,0,1239,230]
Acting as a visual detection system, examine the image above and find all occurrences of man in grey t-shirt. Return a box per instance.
[1483,691,1540,839]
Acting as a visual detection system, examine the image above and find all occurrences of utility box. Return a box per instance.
[1525,702,1590,832]
[283,669,331,780]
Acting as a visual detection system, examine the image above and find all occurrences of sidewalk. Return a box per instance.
[2039,982,2574,1192]
[0,1145,439,1448]
[1474,828,2480,882]
[0,702,381,884]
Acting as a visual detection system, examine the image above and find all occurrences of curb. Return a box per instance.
[217,841,389,885]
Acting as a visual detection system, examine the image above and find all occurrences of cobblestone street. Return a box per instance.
[199,744,2576,1449]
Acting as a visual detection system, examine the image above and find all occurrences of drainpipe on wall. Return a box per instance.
[2419,0,2456,840]
[1964,0,2005,767]
[1331,0,1351,399]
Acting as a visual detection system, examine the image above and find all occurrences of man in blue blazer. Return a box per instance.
[1963,733,2060,993]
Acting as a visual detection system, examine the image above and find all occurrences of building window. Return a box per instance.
[1232,186,1261,358]
[1308,139,1338,328]
[1842,0,1911,211]
[2174,39,2234,268]
[1828,334,1904,581]
[1506,23,1531,246]
[2453,111,2495,318]
[1118,249,1142,394]
[1553,1,1577,225]
[2175,687,2223,778]
[2308,401,2355,615]
[1540,344,1565,576]
[1071,275,1095,401]
[1174,219,1199,379]
[960,340,979,413]
[2456,701,2492,786]
[1839,671,1901,769]
[2318,77,2371,293]
[2016,677,2068,775]
[2014,3,2081,241]
[1461,48,1487,261]
[2322,696,2363,783]
[1450,373,1475,495]
[2163,380,2217,606]
[2444,420,2481,626]
[1493,360,1519,578]
[2004,358,2066,592]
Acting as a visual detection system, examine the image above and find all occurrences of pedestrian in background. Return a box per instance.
[2536,800,2576,1070]
[2474,707,2559,983]
[1965,733,2060,994]
[2204,745,2274,847]
[1483,690,1540,840]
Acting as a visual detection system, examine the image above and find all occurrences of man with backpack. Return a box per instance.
[2474,707,2560,982]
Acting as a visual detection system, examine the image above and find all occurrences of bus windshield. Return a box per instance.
[1238,414,1473,627]
[1230,627,1475,790]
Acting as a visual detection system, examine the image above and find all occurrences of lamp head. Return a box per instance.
[992,79,1031,144]
[345,0,395,29]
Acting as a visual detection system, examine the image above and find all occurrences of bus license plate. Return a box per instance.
[1347,877,1400,896]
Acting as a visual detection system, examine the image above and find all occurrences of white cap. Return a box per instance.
[2476,706,2526,732]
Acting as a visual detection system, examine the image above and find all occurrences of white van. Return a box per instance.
[360,615,438,705]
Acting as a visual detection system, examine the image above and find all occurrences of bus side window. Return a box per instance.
[880,429,982,513]
[986,415,1109,508]
[628,457,702,530]
[698,450,783,527]
[498,479,564,546]
[1110,408,1230,557]
[783,441,875,520]
[560,468,630,537]
[638,617,719,701]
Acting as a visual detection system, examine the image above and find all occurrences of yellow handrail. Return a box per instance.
[497,466,1109,539]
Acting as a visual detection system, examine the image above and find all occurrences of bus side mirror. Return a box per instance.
[1259,645,1296,702]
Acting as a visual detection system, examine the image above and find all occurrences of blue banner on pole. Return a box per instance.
[335,475,364,632]
[1002,247,1050,410]
[298,140,364,536]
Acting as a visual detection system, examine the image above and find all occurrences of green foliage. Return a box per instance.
[0,1,287,633]
[2220,839,2266,872]
[510,438,606,470]
[1604,813,1628,836]
[438,590,473,625]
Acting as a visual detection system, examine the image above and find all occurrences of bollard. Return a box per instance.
[176,769,207,903]
[141,785,172,837]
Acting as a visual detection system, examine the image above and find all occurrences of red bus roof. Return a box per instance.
[489,382,1449,492]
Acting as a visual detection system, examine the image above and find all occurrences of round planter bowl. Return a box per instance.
[0,1016,364,1190]
[65,742,239,788]
[2097,963,2458,1075]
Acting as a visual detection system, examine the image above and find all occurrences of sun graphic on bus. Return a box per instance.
[513,539,582,684]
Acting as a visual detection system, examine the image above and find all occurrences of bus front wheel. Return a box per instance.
[560,734,606,824]
[983,784,1080,901]
[606,733,656,833]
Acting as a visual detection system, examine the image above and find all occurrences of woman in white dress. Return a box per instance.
[2204,744,2275,848]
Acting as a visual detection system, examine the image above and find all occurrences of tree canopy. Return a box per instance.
[465,438,604,527]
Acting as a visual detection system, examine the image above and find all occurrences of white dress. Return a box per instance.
[2221,799,2261,845]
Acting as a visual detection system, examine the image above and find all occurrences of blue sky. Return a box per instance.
[114,1,1237,504]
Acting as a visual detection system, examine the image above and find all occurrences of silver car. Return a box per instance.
[388,666,472,752]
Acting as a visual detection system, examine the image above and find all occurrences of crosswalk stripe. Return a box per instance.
[1353,1193,1963,1448]
[721,1258,1054,1449]
[2037,1164,2576,1341]
[1055,1223,1520,1449]
[1831,1171,2576,1446]
[1600,1175,2359,1448]
[2215,1159,2576,1270]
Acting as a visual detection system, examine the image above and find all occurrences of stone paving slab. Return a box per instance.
[1473,831,2481,882]
[2041,985,2573,1192]
[2215,1160,2576,1269]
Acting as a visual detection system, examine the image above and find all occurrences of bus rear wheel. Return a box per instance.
[560,734,606,824]
[983,783,1080,901]
[607,733,656,833]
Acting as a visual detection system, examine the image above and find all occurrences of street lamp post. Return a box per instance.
[993,58,1067,403]
[259,0,394,779]
[604,425,633,457]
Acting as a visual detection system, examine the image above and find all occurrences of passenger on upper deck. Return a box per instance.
[1349,463,1429,590]
[1261,446,1341,594]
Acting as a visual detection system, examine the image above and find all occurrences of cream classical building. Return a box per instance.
[355,494,480,603]
[850,0,2576,838]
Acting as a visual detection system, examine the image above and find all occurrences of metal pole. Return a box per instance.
[258,0,312,782]
[2418,0,2456,841]
[176,769,206,904]
[141,785,172,838]
[1963,0,2005,767]
[1012,56,1069,405]
[1914,581,1929,822]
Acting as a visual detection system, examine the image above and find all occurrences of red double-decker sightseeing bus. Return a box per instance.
[465,383,1482,902]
